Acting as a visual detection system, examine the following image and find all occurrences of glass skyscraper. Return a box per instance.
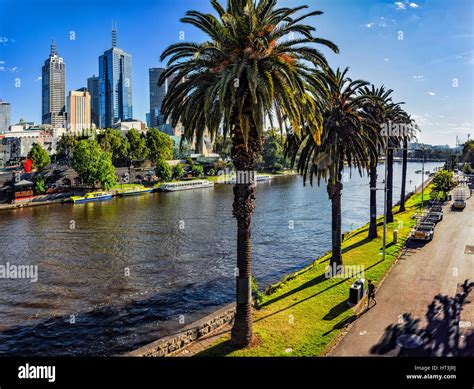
[99,25,133,129]
[42,40,66,128]
[87,75,100,129]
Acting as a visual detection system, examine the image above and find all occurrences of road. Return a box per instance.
[330,186,474,356]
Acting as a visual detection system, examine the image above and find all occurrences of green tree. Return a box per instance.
[146,128,174,163]
[173,163,185,179]
[214,136,232,160]
[192,163,204,177]
[97,128,129,167]
[160,0,338,348]
[28,143,51,170]
[155,159,173,181]
[33,175,46,195]
[71,140,117,190]
[287,67,378,270]
[126,129,148,163]
[263,130,288,171]
[173,139,192,160]
[431,169,457,200]
[462,140,474,165]
[56,135,78,162]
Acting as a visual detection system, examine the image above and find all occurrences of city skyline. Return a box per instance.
[0,0,472,146]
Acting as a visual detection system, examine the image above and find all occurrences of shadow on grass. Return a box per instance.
[322,299,351,321]
[370,280,474,356]
[342,237,373,255]
[256,259,384,323]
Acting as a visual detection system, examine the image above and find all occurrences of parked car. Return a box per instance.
[452,199,466,210]
[430,205,444,213]
[410,222,435,241]
[424,211,443,224]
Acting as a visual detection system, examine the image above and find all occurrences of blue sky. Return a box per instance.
[0,0,472,146]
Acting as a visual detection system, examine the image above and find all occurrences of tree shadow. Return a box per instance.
[322,299,351,321]
[370,280,474,356]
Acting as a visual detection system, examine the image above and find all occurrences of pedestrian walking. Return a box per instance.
[367,280,377,307]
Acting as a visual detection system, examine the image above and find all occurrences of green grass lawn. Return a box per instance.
[198,187,432,357]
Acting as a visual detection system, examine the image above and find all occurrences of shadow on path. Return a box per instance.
[370,280,474,356]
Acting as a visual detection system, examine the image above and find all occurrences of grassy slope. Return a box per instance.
[198,187,432,357]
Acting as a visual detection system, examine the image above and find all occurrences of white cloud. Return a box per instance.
[409,2,420,8]
[0,60,5,65]
[426,91,436,96]
[413,75,424,80]
[395,2,406,10]
[365,23,375,28]
[35,76,42,82]
[0,37,8,43]
[10,66,18,72]
[384,58,389,62]
[0,66,4,72]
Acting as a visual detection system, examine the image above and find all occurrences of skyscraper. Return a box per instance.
[87,75,100,128]
[99,24,133,129]
[67,89,91,133]
[149,67,167,128]
[0,100,11,132]
[42,39,66,128]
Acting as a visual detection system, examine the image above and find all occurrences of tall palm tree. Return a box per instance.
[385,103,409,222]
[288,67,377,270]
[399,116,417,212]
[159,0,338,348]
[359,85,393,239]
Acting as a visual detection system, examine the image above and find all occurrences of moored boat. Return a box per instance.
[117,187,153,196]
[160,180,214,192]
[71,192,113,203]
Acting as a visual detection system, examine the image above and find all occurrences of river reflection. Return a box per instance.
[0,162,442,355]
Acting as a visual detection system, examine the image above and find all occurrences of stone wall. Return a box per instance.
[126,304,235,357]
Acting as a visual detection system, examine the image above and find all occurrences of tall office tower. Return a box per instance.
[67,89,91,133]
[42,39,66,128]
[99,23,133,129]
[87,75,100,128]
[149,67,167,128]
[0,100,11,132]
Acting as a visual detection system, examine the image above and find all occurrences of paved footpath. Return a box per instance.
[330,187,473,356]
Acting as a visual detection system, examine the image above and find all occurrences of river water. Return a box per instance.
[0,162,442,356]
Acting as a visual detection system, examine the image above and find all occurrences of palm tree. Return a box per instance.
[385,103,409,221]
[288,67,377,270]
[399,116,416,212]
[159,0,338,348]
[359,85,393,239]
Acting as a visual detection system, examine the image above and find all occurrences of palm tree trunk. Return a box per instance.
[399,138,408,212]
[386,148,394,223]
[230,118,261,348]
[327,162,344,272]
[368,158,378,239]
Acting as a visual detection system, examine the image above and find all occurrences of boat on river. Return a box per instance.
[160,180,214,192]
[116,187,153,196]
[71,192,113,203]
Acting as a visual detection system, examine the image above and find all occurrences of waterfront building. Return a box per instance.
[87,75,100,129]
[42,40,66,128]
[99,24,133,129]
[0,100,11,132]
[67,89,91,134]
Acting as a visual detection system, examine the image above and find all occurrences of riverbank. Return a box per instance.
[182,185,434,356]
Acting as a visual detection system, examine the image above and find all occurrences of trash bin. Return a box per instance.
[355,278,365,296]
[349,283,362,305]
[393,229,398,244]
[349,279,365,305]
